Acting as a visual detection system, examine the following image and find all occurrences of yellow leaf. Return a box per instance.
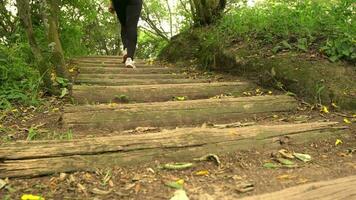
[335,139,343,146]
[69,68,74,73]
[277,174,297,180]
[11,109,18,113]
[21,194,45,200]
[195,170,209,176]
[321,106,329,114]
[268,91,273,95]
[108,103,118,107]
[344,118,351,124]
[52,108,60,112]
[176,179,184,185]
[331,103,339,108]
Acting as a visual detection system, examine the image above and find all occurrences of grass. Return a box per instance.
[201,0,355,63]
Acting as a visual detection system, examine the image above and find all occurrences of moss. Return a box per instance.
[159,30,356,110]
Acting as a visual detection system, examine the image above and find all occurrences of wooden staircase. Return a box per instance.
[0,56,344,179]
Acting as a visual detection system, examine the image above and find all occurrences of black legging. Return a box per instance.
[112,0,142,59]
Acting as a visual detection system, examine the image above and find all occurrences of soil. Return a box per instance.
[0,67,355,200]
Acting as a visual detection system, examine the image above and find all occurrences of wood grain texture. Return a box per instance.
[64,95,298,131]
[72,81,254,103]
[0,122,343,178]
[78,67,179,74]
[240,175,356,200]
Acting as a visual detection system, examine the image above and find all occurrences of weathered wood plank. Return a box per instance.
[77,73,188,80]
[63,95,298,131]
[240,175,356,200]
[75,62,149,68]
[0,122,344,178]
[78,67,179,74]
[75,78,209,86]
[72,82,254,103]
[72,56,123,59]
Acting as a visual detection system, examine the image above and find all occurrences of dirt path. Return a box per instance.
[0,56,355,199]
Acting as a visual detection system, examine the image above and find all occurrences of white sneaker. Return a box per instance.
[125,57,136,68]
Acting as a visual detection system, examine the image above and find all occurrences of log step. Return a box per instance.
[78,67,179,74]
[75,62,149,67]
[77,73,188,80]
[63,95,298,132]
[72,82,255,104]
[73,55,123,59]
[240,175,356,200]
[0,122,343,178]
[75,78,210,86]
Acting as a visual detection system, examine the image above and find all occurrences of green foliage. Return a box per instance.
[214,0,355,62]
[0,43,41,109]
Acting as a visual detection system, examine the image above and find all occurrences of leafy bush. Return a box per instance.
[0,44,41,109]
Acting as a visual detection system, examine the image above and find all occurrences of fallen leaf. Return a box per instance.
[194,154,221,166]
[163,163,194,170]
[69,68,74,73]
[331,103,339,109]
[170,190,189,200]
[277,174,297,180]
[276,158,297,167]
[174,96,187,101]
[235,181,254,193]
[335,139,343,146]
[77,183,87,195]
[0,179,7,190]
[21,195,45,200]
[344,118,352,124]
[278,149,295,159]
[60,88,68,98]
[165,181,184,190]
[195,170,209,176]
[321,106,329,114]
[263,162,279,169]
[293,153,312,162]
[91,188,112,195]
[59,173,67,181]
[176,179,184,185]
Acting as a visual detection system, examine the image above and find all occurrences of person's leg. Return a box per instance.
[125,0,142,60]
[112,0,128,50]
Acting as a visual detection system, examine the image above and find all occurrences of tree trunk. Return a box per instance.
[16,0,55,93]
[191,0,227,25]
[44,0,69,80]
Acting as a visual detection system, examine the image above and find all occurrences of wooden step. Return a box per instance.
[75,78,209,86]
[63,95,298,131]
[241,175,356,200]
[77,73,187,80]
[75,62,150,68]
[73,55,123,59]
[72,82,255,103]
[78,67,179,74]
[0,122,343,178]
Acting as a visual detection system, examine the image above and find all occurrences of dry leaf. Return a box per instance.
[195,170,209,176]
